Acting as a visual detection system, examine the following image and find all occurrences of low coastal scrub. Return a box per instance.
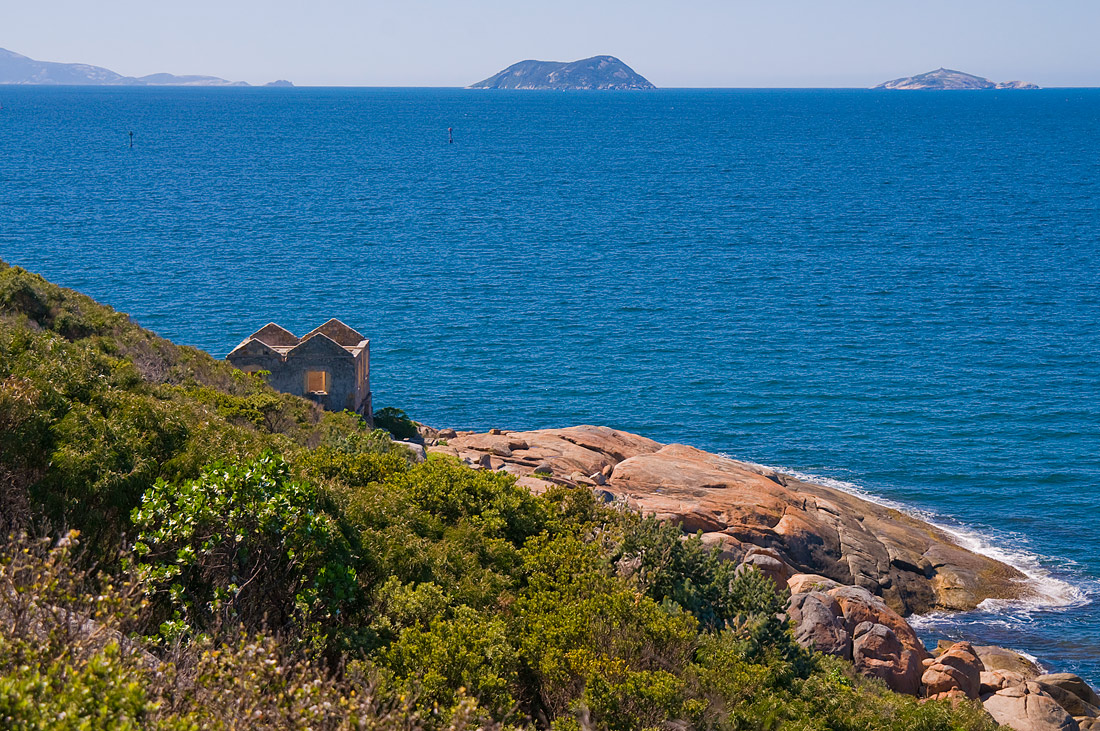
[0,260,997,730]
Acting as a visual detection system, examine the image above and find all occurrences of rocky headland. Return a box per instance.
[425,425,1028,616]
[422,425,1096,729]
[875,68,1040,90]
[469,55,655,90]
[0,46,272,86]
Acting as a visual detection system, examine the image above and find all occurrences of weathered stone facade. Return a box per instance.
[226,319,371,418]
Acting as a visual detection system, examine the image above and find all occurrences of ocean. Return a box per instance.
[2,86,1099,681]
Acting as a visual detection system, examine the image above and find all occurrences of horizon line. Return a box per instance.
[3,84,1099,90]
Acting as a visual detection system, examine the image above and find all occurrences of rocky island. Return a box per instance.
[875,68,1040,90]
[469,55,655,90]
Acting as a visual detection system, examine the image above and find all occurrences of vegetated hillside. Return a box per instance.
[0,260,997,729]
[0,46,248,86]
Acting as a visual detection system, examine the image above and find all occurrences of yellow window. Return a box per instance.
[306,370,329,394]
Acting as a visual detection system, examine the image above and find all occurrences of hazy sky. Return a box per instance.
[5,1,1099,87]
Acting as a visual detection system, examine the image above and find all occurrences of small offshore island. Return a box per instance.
[469,55,656,90]
[2,259,1098,730]
[875,68,1040,90]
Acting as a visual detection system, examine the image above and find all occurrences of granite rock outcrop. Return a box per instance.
[428,426,1030,615]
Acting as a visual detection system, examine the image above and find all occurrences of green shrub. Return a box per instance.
[380,605,519,716]
[131,452,361,643]
[373,407,419,441]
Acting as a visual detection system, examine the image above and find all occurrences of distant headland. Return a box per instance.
[875,68,1039,90]
[0,47,288,87]
[469,55,655,90]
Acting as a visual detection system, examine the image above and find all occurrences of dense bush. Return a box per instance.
[0,533,492,731]
[132,452,361,645]
[373,406,420,441]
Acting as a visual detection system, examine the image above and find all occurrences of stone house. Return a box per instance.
[226,319,372,418]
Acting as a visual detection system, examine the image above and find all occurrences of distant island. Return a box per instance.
[0,47,288,87]
[469,55,655,90]
[875,68,1039,90]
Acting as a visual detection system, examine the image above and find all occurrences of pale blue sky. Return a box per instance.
[5,0,1099,87]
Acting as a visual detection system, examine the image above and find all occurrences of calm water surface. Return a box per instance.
[2,86,1099,681]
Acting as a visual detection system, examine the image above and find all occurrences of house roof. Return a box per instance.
[227,319,368,361]
[302,318,366,347]
[286,332,355,359]
[225,336,282,360]
[249,322,299,348]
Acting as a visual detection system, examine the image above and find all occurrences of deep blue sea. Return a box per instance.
[2,86,1099,682]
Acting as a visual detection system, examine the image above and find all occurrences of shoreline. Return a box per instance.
[767,464,1088,615]
[421,424,1100,712]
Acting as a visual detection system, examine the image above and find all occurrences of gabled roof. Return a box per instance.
[249,323,300,348]
[226,337,282,360]
[302,318,365,347]
[286,332,353,359]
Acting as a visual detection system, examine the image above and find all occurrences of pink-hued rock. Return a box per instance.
[851,621,924,696]
[921,641,984,699]
[429,426,1031,614]
[737,546,794,589]
[698,532,744,562]
[787,591,850,660]
[983,682,1080,731]
[826,585,927,660]
[1036,674,1100,719]
[982,669,1028,696]
[788,573,842,595]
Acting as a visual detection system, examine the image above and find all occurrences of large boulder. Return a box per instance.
[827,585,928,660]
[737,546,793,590]
[787,591,851,660]
[1036,674,1100,718]
[788,573,841,595]
[922,641,984,699]
[983,682,1079,731]
[982,670,1028,696]
[1038,675,1100,709]
[851,621,924,696]
[969,644,1044,679]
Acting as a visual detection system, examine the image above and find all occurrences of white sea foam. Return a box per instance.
[733,460,1092,614]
